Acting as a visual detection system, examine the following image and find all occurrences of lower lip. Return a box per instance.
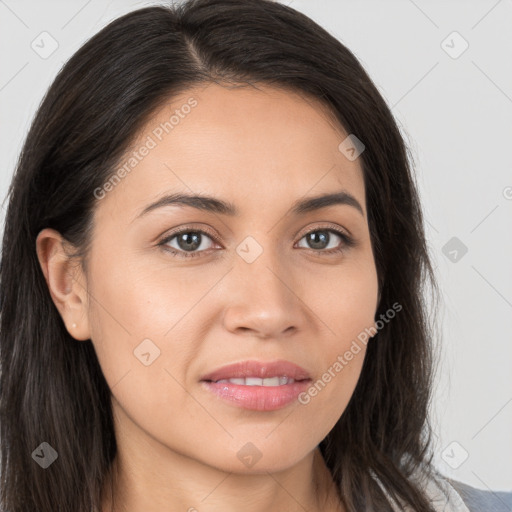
[201,380,311,411]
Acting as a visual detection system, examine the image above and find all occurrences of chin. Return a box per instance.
[201,436,315,475]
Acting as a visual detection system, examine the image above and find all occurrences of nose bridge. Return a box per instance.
[237,233,292,304]
[221,234,302,336]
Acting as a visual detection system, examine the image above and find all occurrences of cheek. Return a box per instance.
[294,257,377,424]
[88,248,213,343]
[305,255,379,342]
[86,253,219,405]
[86,270,199,443]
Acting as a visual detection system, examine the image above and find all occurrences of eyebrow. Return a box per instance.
[134,189,365,221]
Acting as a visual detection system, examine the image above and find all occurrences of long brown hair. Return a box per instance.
[0,1,442,510]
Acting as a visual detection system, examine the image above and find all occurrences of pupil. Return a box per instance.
[178,232,201,251]
[308,231,329,249]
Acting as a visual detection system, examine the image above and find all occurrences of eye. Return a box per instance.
[159,228,218,259]
[295,226,355,255]
[158,224,356,259]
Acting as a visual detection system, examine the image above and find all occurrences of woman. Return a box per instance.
[0,1,509,511]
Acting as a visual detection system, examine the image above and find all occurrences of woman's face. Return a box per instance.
[81,83,379,473]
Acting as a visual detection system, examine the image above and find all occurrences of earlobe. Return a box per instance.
[35,228,91,341]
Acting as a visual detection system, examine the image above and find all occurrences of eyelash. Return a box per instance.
[158,224,356,259]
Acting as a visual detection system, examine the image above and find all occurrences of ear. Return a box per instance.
[35,228,91,341]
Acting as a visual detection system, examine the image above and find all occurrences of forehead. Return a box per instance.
[95,82,366,224]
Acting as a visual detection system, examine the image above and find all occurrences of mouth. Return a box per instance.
[206,376,301,386]
[200,359,311,382]
[200,360,312,411]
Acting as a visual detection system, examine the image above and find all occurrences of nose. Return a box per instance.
[220,246,307,339]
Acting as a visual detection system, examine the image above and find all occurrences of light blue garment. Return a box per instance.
[447,478,512,512]
[373,466,512,511]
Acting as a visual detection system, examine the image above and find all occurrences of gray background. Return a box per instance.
[0,0,511,492]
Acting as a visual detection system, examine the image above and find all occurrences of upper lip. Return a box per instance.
[200,359,311,382]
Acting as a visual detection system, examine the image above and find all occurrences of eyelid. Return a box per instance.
[160,224,222,245]
[294,221,352,241]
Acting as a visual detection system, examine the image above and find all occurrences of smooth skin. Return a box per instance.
[36,83,379,512]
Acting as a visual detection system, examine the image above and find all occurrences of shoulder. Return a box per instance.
[403,464,512,512]
[445,477,512,512]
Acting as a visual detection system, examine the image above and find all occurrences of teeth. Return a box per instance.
[214,376,295,386]
[243,377,261,386]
